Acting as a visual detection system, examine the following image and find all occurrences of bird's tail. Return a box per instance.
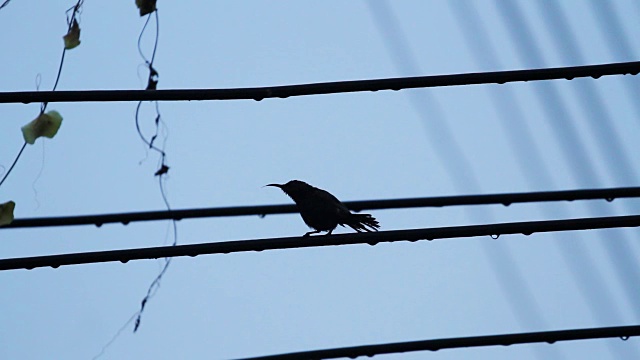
[343,213,380,233]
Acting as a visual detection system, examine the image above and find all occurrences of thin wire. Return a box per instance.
[0,0,11,10]
[133,176,177,332]
[137,13,153,61]
[132,6,172,334]
[91,312,137,360]
[134,101,166,156]
[0,142,27,188]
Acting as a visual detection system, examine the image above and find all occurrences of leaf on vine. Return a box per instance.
[0,201,15,226]
[154,164,169,176]
[21,110,63,144]
[136,0,157,16]
[63,19,81,49]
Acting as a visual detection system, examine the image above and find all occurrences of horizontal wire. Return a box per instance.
[3,186,639,229]
[236,325,640,360]
[2,214,640,271]
[1,61,638,104]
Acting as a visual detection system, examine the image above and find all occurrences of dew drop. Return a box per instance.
[606,197,615,202]
[546,340,556,344]
[621,336,630,341]
[95,223,103,228]
[121,221,130,225]
[51,264,60,269]
[502,202,512,207]
[491,234,500,240]
[120,259,129,263]
[258,214,266,219]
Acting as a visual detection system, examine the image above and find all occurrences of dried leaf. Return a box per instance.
[0,201,15,226]
[136,0,157,16]
[154,164,169,176]
[21,110,63,144]
[63,19,81,49]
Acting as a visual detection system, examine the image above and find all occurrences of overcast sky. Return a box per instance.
[1,1,640,359]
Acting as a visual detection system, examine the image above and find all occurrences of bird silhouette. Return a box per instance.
[266,180,380,236]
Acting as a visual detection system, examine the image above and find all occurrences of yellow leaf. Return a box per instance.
[21,110,63,145]
[63,19,81,50]
[0,201,15,226]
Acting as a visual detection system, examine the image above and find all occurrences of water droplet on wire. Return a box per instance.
[490,234,500,240]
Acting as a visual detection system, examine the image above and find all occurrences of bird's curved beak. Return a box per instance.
[265,183,283,188]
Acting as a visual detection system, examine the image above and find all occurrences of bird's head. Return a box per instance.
[266,180,315,200]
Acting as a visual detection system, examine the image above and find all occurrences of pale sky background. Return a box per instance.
[1,1,640,359]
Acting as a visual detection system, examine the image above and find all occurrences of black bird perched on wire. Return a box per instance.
[266,180,380,237]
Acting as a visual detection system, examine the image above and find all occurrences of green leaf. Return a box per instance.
[21,110,63,144]
[0,201,15,226]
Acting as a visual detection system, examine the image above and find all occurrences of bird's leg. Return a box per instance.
[304,230,321,237]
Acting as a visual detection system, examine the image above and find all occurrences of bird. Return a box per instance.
[266,180,380,237]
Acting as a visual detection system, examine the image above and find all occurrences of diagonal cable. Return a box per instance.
[495,1,638,358]
[367,3,561,358]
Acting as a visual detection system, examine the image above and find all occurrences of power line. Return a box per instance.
[0,61,638,104]
[236,325,640,360]
[2,215,639,271]
[3,186,638,229]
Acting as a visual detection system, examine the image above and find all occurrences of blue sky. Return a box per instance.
[1,1,640,359]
